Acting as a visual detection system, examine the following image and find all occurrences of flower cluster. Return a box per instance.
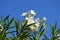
[21,10,47,31]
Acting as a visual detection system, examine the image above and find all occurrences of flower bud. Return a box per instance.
[43,17,47,21]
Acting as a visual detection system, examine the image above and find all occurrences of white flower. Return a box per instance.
[43,23,46,26]
[0,24,1,26]
[25,15,34,25]
[35,18,40,27]
[29,18,40,31]
[0,24,3,31]
[27,18,40,31]
[35,23,40,27]
[30,10,36,16]
[35,22,40,30]
[57,34,60,36]
[25,17,35,25]
[29,25,38,32]
[57,34,60,39]
[25,17,36,32]
[21,13,27,16]
[25,17,30,20]
[27,20,35,24]
[0,29,2,31]
[35,18,40,23]
[29,16,34,20]
[29,26,35,31]
[58,37,60,39]
[43,23,47,29]
[25,16,34,20]
[25,17,36,31]
[21,10,47,32]
[43,17,47,21]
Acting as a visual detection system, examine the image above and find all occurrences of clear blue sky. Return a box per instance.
[0,0,60,38]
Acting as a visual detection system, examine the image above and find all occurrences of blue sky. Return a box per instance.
[0,0,60,38]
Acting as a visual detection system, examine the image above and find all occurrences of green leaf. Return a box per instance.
[20,20,28,33]
[8,26,15,29]
[38,29,46,40]
[1,15,9,25]
[5,17,14,31]
[56,28,60,34]
[14,19,19,37]
[6,31,16,34]
[26,23,35,27]
[44,35,49,40]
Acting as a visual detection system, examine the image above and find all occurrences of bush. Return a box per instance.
[0,10,60,40]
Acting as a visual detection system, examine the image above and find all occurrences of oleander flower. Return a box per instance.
[25,16,34,24]
[24,10,39,31]
[43,23,46,29]
[57,34,60,39]
[58,37,60,40]
[30,10,36,16]
[0,24,3,31]
[35,18,40,24]
[25,17,30,21]
[25,17,34,20]
[29,26,35,31]
[21,10,47,32]
[57,34,60,36]
[21,13,27,16]
[43,23,46,26]
[43,17,47,21]
[27,20,35,25]
[27,17,40,31]
[25,17,35,31]
[35,18,40,27]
